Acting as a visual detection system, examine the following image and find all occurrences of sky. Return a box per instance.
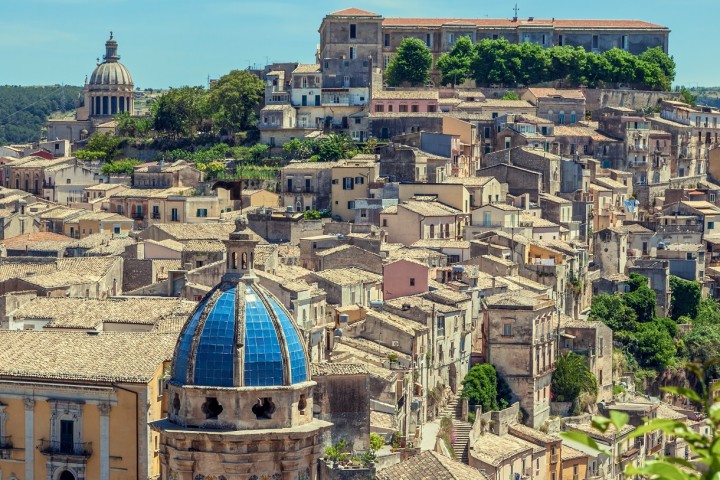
[0,0,717,89]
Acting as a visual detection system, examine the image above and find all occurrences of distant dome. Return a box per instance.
[172,281,309,388]
[89,62,133,86]
[88,32,133,87]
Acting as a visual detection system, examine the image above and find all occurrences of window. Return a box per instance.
[384,33,390,47]
[558,34,563,46]
[347,200,355,209]
[399,104,408,113]
[411,104,419,113]
[388,104,393,112]
[349,47,356,59]
[428,104,436,112]
[436,315,445,336]
[196,208,208,218]
[354,117,361,124]
[375,104,384,113]
[711,193,716,202]
[503,323,512,336]
[621,35,628,50]
[426,33,432,47]
[410,278,415,286]
[349,23,356,39]
[592,35,599,49]
[382,219,388,227]
[342,177,354,190]
[354,176,364,185]
[171,208,179,222]
[448,33,455,44]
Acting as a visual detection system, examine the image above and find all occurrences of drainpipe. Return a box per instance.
[114,384,140,480]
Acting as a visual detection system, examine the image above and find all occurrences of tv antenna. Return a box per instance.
[513,3,520,20]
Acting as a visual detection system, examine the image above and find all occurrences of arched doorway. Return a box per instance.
[59,471,76,480]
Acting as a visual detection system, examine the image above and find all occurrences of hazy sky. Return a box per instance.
[1,0,716,88]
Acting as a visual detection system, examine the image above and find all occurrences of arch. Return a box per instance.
[231,252,237,269]
[241,252,248,270]
[57,470,77,480]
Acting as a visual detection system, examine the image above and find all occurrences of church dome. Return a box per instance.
[171,219,309,388]
[88,33,133,86]
[89,62,133,86]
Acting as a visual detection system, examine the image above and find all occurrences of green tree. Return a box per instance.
[208,70,265,138]
[624,274,656,323]
[582,52,612,88]
[547,46,588,85]
[75,132,123,162]
[114,112,151,138]
[551,352,598,402]
[195,160,226,178]
[282,138,315,159]
[317,133,357,161]
[669,276,701,320]
[683,325,720,380]
[629,322,676,370]
[436,36,475,87]
[589,293,637,333]
[501,91,520,100]
[386,37,433,87]
[461,364,511,412]
[151,86,207,138]
[635,60,670,91]
[100,158,141,176]
[677,87,698,106]
[695,298,720,324]
[602,48,639,84]
[516,41,550,85]
[638,47,676,85]
[472,38,520,86]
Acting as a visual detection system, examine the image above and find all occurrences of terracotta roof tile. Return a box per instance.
[329,7,381,17]
[378,450,488,480]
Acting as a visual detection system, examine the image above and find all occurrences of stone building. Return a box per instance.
[0,331,175,480]
[559,320,614,402]
[521,88,586,125]
[151,219,332,479]
[132,160,203,189]
[484,292,557,428]
[280,161,336,213]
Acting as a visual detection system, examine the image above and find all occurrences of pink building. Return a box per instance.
[371,89,439,114]
[383,258,429,300]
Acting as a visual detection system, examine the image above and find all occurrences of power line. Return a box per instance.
[0,84,70,128]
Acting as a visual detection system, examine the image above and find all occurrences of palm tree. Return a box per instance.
[551,352,598,402]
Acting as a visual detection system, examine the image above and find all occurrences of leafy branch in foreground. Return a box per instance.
[560,361,720,480]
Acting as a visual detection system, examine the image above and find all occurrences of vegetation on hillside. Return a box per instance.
[436,41,675,90]
[0,85,83,145]
[551,352,598,403]
[589,273,720,393]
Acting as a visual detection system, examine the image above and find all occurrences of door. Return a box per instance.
[301,95,307,106]
[315,95,320,106]
[60,419,74,454]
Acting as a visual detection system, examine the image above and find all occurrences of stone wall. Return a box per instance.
[583,88,682,115]
[313,373,371,452]
[123,258,153,292]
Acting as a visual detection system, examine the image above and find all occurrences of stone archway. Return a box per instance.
[59,470,76,480]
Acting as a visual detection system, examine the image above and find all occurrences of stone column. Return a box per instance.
[98,402,111,480]
[23,398,34,480]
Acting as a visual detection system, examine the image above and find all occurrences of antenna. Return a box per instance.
[513,3,520,20]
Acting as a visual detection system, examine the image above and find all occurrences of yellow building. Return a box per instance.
[0,331,176,480]
[560,445,589,480]
[63,211,134,239]
[330,158,379,221]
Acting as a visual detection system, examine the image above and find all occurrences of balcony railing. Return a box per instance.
[0,435,11,449]
[131,213,144,220]
[38,439,92,457]
[152,212,161,219]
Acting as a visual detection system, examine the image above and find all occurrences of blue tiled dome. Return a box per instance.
[172,280,309,388]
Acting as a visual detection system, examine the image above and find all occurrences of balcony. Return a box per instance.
[152,212,161,219]
[131,213,144,220]
[38,439,92,457]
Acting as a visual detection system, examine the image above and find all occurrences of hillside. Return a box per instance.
[0,85,83,145]
[691,86,720,108]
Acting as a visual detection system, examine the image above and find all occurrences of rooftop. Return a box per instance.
[310,362,368,376]
[0,331,176,383]
[312,267,382,286]
[471,432,536,466]
[398,200,462,217]
[382,17,667,30]
[377,450,488,480]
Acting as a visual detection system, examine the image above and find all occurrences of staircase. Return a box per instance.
[438,387,472,464]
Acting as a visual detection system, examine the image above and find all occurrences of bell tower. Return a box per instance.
[222,216,259,281]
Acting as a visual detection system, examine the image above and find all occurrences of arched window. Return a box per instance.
[231,252,237,269]
[241,252,247,270]
[59,470,76,480]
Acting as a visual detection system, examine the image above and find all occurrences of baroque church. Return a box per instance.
[46,33,135,143]
[150,218,331,480]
